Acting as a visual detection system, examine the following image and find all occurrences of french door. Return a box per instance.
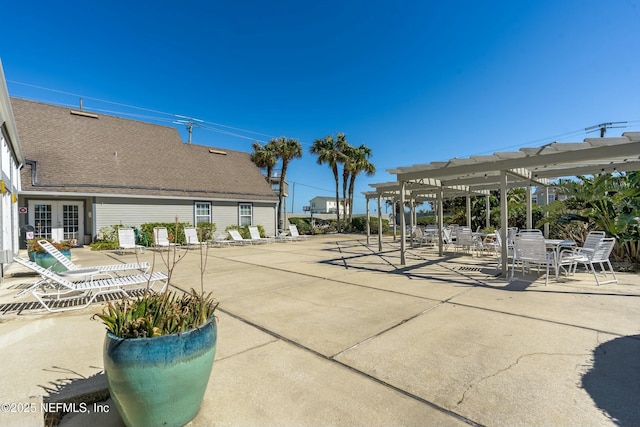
[27,200,84,243]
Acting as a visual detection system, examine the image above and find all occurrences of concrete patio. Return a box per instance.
[1,234,639,427]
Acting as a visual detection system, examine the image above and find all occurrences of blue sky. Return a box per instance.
[2,0,639,214]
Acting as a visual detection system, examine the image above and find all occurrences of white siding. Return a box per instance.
[210,201,276,237]
[254,203,276,236]
[94,197,193,234]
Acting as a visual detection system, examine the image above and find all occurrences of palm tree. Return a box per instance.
[346,144,376,225]
[250,141,277,181]
[336,133,353,228]
[310,135,346,231]
[270,137,303,231]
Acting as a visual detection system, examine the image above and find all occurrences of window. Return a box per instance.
[239,203,252,226]
[195,202,211,225]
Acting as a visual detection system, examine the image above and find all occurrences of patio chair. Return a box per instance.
[12,256,168,313]
[289,224,309,241]
[210,233,232,247]
[512,235,556,285]
[153,227,178,250]
[184,227,208,249]
[227,229,253,245]
[454,228,477,255]
[117,228,146,255]
[37,239,150,277]
[572,237,618,285]
[557,231,606,275]
[248,226,272,244]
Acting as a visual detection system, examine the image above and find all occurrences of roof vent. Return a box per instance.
[70,110,99,119]
[209,149,227,155]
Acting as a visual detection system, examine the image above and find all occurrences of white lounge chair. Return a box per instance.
[248,226,272,244]
[184,227,208,249]
[288,224,309,241]
[13,257,168,313]
[227,229,252,245]
[117,228,146,255]
[37,239,150,277]
[153,227,178,250]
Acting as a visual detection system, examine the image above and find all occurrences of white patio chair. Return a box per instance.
[184,227,208,249]
[558,231,606,275]
[117,228,146,255]
[572,237,618,285]
[36,239,149,278]
[227,229,252,245]
[454,228,477,255]
[289,224,309,241]
[512,235,556,285]
[153,227,177,250]
[13,256,168,313]
[248,226,272,244]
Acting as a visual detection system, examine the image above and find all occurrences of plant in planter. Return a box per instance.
[94,224,218,427]
[27,239,73,271]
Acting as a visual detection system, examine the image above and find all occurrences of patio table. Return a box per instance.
[545,239,577,279]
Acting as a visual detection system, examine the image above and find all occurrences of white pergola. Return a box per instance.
[366,132,640,276]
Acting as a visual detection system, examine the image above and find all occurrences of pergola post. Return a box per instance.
[526,184,533,229]
[400,181,406,265]
[409,197,415,247]
[377,194,383,252]
[500,169,508,278]
[466,195,472,228]
[365,196,370,246]
[485,194,491,230]
[544,186,550,238]
[438,186,444,256]
[392,198,397,241]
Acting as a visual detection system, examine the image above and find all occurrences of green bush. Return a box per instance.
[349,216,389,234]
[417,216,436,226]
[140,222,192,245]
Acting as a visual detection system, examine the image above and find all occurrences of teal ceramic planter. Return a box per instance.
[34,250,70,272]
[103,318,217,427]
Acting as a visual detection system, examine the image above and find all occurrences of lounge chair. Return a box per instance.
[248,226,272,244]
[227,229,252,245]
[37,239,150,277]
[288,224,309,241]
[153,227,178,250]
[184,227,208,249]
[117,228,146,255]
[13,257,168,313]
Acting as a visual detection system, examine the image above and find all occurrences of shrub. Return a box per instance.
[140,222,192,245]
[349,217,389,234]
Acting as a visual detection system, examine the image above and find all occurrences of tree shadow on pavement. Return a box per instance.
[582,334,640,426]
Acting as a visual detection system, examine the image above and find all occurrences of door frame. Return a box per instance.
[27,199,85,244]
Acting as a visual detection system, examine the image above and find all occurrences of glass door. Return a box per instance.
[28,200,84,244]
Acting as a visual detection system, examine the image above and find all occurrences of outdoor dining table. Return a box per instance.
[545,239,577,279]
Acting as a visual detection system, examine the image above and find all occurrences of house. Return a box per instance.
[532,186,567,206]
[0,62,24,264]
[11,98,278,243]
[310,196,344,214]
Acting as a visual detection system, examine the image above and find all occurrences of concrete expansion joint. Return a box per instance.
[455,351,592,407]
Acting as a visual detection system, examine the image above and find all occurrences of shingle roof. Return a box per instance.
[11,98,277,202]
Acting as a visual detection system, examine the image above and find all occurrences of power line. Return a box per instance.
[7,79,278,143]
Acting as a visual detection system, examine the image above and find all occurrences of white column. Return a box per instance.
[485,194,491,229]
[377,194,383,252]
[526,184,533,229]
[400,181,406,265]
[500,170,508,278]
[365,197,370,246]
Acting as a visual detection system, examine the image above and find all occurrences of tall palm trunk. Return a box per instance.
[332,165,341,232]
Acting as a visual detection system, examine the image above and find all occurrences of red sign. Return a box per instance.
[18,207,27,214]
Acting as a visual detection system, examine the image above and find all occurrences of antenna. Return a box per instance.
[585,121,627,138]
[173,115,204,144]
